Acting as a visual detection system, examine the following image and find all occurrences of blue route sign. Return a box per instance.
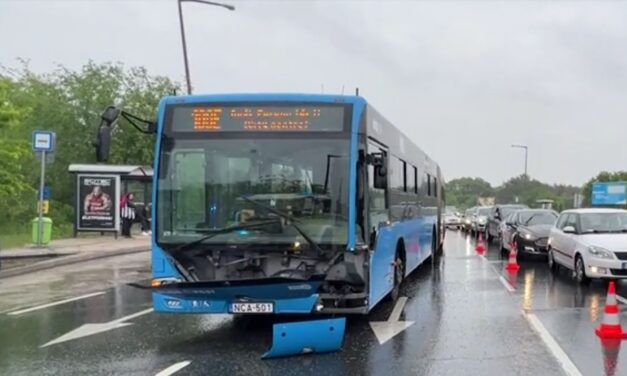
[32,130,55,152]
[592,182,627,205]
[39,186,51,200]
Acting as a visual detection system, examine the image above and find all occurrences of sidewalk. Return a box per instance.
[0,235,150,279]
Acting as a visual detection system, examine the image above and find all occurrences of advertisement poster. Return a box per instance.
[77,175,120,231]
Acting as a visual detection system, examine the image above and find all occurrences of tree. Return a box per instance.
[0,76,35,225]
[0,61,179,233]
[445,177,494,209]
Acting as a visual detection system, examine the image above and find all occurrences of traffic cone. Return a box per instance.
[475,232,486,254]
[595,281,627,340]
[505,240,520,271]
[600,338,622,376]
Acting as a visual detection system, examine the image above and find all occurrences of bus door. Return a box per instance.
[366,139,394,305]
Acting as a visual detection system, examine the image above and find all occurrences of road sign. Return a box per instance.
[39,186,51,200]
[592,182,627,205]
[32,131,55,152]
[37,200,49,214]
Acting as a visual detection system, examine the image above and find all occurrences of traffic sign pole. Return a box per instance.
[37,150,46,246]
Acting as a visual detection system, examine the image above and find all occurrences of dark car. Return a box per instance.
[487,204,528,242]
[499,209,559,257]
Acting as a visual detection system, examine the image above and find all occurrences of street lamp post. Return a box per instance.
[511,144,528,177]
[177,0,235,95]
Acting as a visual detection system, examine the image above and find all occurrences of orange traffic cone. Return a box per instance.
[596,281,627,339]
[505,240,520,271]
[600,338,622,376]
[475,232,486,254]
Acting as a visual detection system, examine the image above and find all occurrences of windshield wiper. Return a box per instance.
[171,218,281,253]
[239,195,324,254]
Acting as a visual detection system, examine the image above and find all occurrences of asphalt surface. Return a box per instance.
[1,231,626,375]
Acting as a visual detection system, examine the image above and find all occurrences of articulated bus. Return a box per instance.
[151,94,444,315]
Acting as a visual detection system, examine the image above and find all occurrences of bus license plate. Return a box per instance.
[231,302,274,314]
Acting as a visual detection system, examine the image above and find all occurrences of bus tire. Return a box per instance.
[388,241,406,302]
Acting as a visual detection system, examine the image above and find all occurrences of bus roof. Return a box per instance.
[160,93,366,106]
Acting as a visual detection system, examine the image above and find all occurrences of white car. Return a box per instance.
[548,208,627,284]
[444,213,461,229]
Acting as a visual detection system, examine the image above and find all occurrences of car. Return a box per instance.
[548,208,627,284]
[461,207,475,232]
[471,206,491,237]
[444,212,462,229]
[487,204,528,242]
[500,209,558,258]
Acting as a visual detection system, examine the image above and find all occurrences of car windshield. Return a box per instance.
[519,211,558,226]
[500,206,525,218]
[579,212,627,233]
[156,137,352,247]
[477,208,491,216]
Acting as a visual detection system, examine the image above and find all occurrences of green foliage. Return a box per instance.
[581,171,627,208]
[447,175,581,211]
[0,62,179,246]
[445,177,494,209]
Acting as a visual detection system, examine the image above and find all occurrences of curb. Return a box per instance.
[0,246,150,279]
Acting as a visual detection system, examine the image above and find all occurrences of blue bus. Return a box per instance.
[150,94,445,315]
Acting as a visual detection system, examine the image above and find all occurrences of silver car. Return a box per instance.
[472,206,491,236]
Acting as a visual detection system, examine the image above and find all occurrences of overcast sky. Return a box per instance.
[2,0,626,187]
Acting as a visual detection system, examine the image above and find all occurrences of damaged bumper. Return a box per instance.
[152,278,324,314]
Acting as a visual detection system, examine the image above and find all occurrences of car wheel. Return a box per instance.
[575,255,591,285]
[548,248,558,272]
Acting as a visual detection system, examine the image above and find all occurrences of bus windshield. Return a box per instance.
[156,137,351,248]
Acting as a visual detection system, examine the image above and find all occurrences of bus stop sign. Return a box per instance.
[32,130,55,152]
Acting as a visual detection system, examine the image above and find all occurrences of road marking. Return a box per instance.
[499,275,515,292]
[41,308,154,348]
[369,296,415,345]
[616,294,627,305]
[523,311,582,376]
[155,361,191,376]
[6,292,106,316]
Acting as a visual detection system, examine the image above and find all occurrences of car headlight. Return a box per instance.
[478,218,486,224]
[518,230,537,241]
[588,246,614,259]
[465,219,471,224]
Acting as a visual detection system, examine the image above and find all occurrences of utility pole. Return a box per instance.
[177,0,235,94]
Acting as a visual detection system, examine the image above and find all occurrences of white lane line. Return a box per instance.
[523,311,582,376]
[499,276,515,293]
[155,361,191,376]
[616,294,627,305]
[7,291,106,316]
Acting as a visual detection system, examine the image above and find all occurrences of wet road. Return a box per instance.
[1,232,626,375]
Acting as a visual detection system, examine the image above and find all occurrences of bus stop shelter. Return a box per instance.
[68,164,153,237]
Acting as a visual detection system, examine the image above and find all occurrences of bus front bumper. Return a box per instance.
[153,292,320,314]
[151,278,324,314]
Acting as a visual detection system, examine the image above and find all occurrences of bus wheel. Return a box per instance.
[388,251,405,302]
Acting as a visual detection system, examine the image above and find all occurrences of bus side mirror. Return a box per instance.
[94,106,121,162]
[94,125,111,162]
[370,153,387,190]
